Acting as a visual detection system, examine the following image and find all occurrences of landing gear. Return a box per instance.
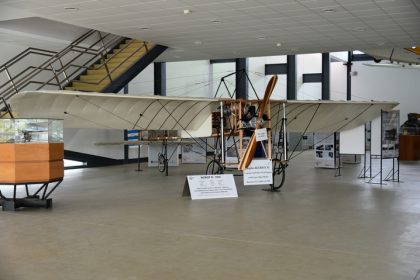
[206,160,223,175]
[271,160,286,191]
[158,153,167,173]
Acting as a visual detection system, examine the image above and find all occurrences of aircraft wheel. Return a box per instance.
[206,160,223,175]
[158,153,166,173]
[271,162,286,190]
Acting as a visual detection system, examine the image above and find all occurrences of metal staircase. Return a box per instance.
[0,29,167,101]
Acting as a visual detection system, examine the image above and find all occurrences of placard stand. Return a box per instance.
[359,111,401,185]
[182,174,238,200]
[334,132,342,177]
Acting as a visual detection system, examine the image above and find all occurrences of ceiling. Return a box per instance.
[0,0,419,62]
[0,17,89,50]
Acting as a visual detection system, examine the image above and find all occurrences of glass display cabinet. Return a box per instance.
[0,119,64,211]
[0,119,63,143]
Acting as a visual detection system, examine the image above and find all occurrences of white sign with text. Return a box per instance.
[243,159,273,185]
[183,174,238,200]
[255,128,268,142]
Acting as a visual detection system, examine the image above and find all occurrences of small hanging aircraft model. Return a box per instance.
[363,46,420,70]
[3,76,398,189]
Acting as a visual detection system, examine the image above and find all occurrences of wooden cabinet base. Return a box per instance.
[0,143,64,183]
[400,135,420,161]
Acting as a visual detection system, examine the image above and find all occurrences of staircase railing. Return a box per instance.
[0,29,134,101]
[71,40,150,88]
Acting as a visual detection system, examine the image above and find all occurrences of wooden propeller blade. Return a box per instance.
[238,75,278,171]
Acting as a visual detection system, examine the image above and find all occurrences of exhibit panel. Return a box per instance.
[182,143,206,164]
[314,133,336,168]
[340,125,365,155]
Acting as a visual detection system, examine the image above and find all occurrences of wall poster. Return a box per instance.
[182,143,206,164]
[381,110,400,158]
[314,133,336,168]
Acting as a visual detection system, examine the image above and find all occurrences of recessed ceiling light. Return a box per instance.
[211,20,222,24]
[276,43,282,47]
[194,40,202,45]
[322,8,335,13]
[183,9,191,15]
[64,7,79,11]
[257,36,266,40]
[140,27,150,30]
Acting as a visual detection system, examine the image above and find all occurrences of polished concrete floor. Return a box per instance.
[1,152,420,280]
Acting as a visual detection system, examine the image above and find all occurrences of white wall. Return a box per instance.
[64,128,124,159]
[211,62,235,98]
[127,63,154,96]
[297,53,322,100]
[351,62,420,124]
[166,60,212,98]
[249,56,286,100]
[331,61,348,101]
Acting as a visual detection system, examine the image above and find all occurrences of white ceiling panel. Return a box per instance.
[0,0,418,61]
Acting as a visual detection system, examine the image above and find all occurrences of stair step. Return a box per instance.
[87,68,125,75]
[101,55,141,65]
[113,43,152,53]
[112,47,148,54]
[67,41,157,93]
[106,50,146,61]
[119,42,147,49]
[79,72,122,82]
[92,59,140,73]
[125,39,144,44]
[70,80,109,92]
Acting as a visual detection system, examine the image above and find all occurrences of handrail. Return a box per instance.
[34,35,124,89]
[0,29,134,101]
[0,48,57,70]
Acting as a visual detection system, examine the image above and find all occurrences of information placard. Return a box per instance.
[255,128,268,142]
[243,159,273,185]
[183,174,238,200]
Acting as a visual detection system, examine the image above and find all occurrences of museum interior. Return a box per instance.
[0,0,419,279]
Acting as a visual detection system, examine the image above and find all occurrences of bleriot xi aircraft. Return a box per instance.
[4,75,398,189]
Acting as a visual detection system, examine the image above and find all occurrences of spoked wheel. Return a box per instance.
[158,153,166,173]
[271,161,286,191]
[206,160,223,174]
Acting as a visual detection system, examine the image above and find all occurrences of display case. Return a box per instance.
[0,119,63,144]
[0,119,64,184]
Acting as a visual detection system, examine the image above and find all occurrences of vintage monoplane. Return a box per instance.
[3,76,398,190]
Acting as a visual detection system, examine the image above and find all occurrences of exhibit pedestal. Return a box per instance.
[0,143,64,183]
[399,135,420,161]
[0,143,64,211]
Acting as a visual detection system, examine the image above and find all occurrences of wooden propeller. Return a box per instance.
[238,75,278,171]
